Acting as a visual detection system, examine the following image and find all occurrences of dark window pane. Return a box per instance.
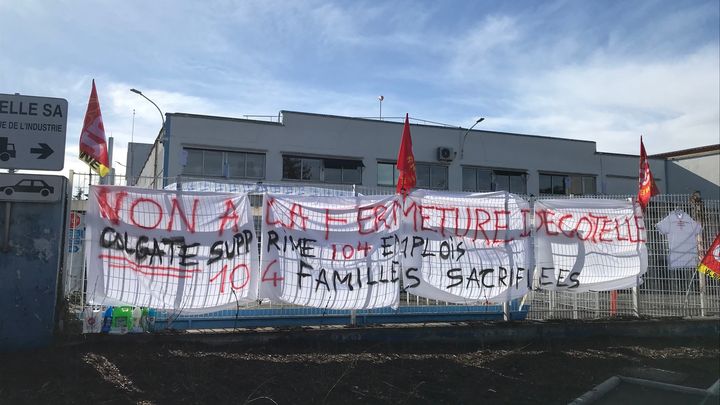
[509,174,525,194]
[325,159,363,169]
[378,163,395,186]
[227,152,246,178]
[183,149,203,176]
[246,153,265,179]
[342,166,362,184]
[583,176,596,194]
[552,175,566,195]
[325,167,342,183]
[462,167,476,191]
[283,157,302,179]
[569,175,582,195]
[495,174,509,192]
[430,165,448,189]
[302,158,321,181]
[477,169,492,191]
[203,150,223,177]
[539,175,551,194]
[416,164,431,188]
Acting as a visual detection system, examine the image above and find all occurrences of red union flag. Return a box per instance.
[698,233,720,280]
[396,113,416,194]
[79,80,110,177]
[637,136,659,210]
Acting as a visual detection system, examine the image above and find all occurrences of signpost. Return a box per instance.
[0,93,68,171]
[0,92,69,350]
[0,173,63,203]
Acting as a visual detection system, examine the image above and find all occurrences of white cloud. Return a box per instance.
[1,0,717,179]
[492,45,719,153]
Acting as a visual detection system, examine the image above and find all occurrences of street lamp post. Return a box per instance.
[130,88,166,189]
[130,88,165,128]
[460,117,485,160]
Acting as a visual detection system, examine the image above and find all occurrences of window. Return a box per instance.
[324,158,363,184]
[539,174,567,195]
[182,148,265,179]
[283,155,363,184]
[283,156,321,181]
[378,162,448,190]
[540,173,596,195]
[494,170,527,194]
[378,162,399,186]
[462,167,493,191]
[462,167,526,194]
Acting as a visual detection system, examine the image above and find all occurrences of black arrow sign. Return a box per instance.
[30,143,54,159]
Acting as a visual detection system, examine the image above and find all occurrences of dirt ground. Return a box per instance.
[0,333,718,405]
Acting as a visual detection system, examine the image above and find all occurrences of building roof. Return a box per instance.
[168,110,597,146]
[650,144,720,159]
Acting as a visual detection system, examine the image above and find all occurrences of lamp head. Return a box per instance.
[130,88,142,95]
[476,117,485,124]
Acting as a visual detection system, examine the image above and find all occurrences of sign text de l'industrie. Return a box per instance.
[0,93,68,171]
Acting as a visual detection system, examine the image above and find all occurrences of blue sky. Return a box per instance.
[1,0,718,177]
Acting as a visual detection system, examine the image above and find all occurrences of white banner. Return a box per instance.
[534,198,648,292]
[85,186,258,312]
[260,194,402,309]
[400,191,532,303]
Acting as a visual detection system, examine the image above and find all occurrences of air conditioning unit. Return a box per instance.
[437,147,455,162]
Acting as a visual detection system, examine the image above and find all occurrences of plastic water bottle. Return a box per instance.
[83,306,103,334]
[147,308,157,332]
[131,307,142,333]
[140,308,149,332]
[101,306,113,334]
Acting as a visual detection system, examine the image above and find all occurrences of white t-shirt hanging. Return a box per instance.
[656,210,702,268]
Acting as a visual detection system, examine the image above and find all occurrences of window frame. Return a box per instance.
[181,147,266,180]
[462,166,527,194]
[282,155,364,185]
[539,173,597,195]
[379,161,449,190]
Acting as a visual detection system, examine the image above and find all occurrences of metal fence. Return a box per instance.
[63,173,720,329]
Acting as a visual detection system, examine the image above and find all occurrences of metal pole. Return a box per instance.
[690,192,707,317]
[63,169,75,298]
[130,89,166,189]
[632,282,640,318]
[459,118,485,160]
[572,293,578,320]
[350,183,358,326]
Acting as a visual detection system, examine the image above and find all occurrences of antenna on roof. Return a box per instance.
[378,95,384,120]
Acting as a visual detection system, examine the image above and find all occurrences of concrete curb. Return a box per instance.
[64,317,720,349]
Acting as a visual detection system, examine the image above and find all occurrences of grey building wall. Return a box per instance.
[135,138,164,189]
[598,153,666,195]
[136,110,676,196]
[125,142,153,186]
[665,152,720,199]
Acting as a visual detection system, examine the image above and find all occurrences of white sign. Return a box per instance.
[534,198,648,292]
[0,173,64,202]
[85,186,259,312]
[0,93,68,171]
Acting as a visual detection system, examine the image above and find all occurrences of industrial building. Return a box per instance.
[127,110,718,197]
